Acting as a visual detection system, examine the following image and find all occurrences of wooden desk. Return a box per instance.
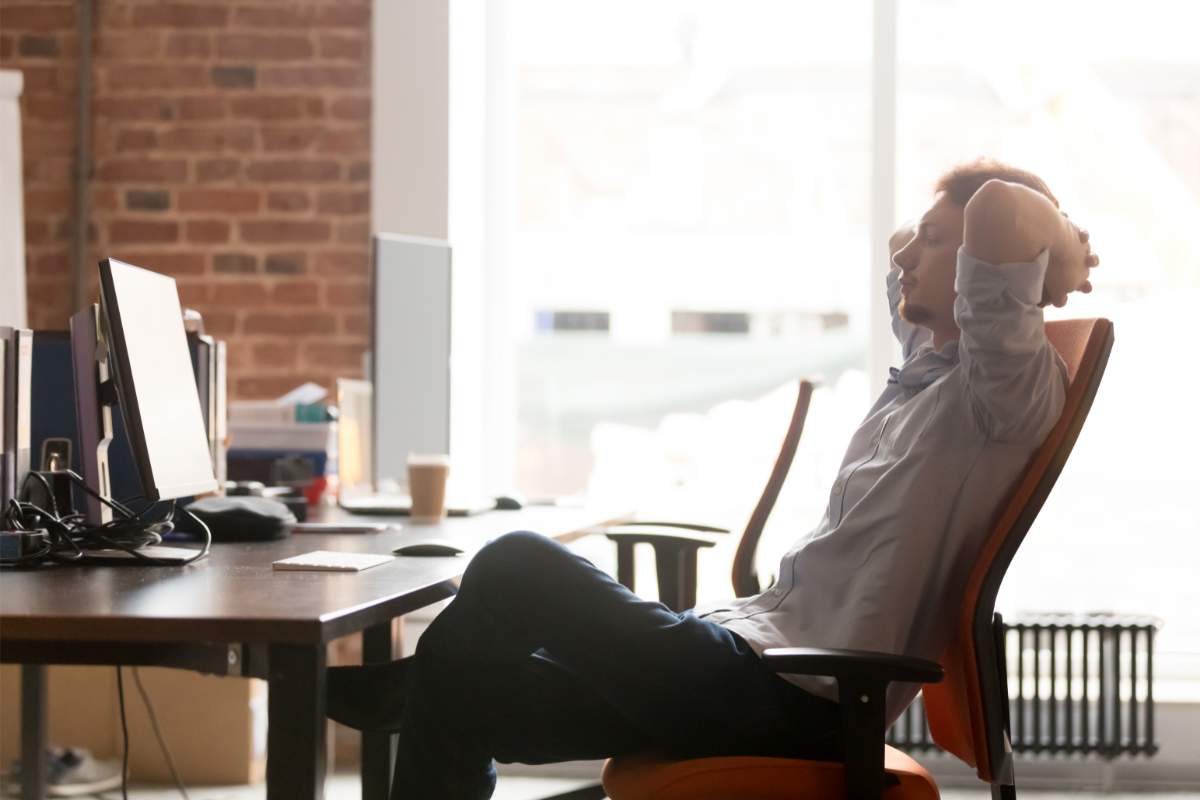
[1,504,629,800]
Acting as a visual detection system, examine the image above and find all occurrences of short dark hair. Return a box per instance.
[935,158,1059,208]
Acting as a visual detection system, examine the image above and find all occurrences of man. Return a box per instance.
[328,159,1099,798]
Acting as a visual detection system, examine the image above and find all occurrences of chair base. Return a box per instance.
[602,745,939,800]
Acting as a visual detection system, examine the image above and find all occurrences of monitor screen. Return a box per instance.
[372,234,451,489]
[99,259,217,501]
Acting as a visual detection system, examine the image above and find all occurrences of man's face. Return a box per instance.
[893,192,964,334]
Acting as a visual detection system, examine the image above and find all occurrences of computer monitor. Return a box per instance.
[371,234,451,490]
[70,259,217,523]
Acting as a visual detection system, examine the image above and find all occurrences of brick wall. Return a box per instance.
[0,0,372,399]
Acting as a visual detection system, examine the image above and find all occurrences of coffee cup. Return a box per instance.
[408,454,450,523]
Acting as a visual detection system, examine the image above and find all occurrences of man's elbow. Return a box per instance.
[962,179,1042,265]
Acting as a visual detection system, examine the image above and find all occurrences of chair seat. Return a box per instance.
[602,745,939,800]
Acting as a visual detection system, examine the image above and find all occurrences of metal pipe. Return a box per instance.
[70,0,93,314]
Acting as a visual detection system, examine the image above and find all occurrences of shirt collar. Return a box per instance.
[888,339,960,390]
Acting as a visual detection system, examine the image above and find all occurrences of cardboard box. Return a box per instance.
[0,665,265,785]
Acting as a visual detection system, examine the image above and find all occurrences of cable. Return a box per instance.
[1,471,210,568]
[116,668,129,800]
[131,667,191,800]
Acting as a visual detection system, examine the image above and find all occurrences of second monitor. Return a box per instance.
[372,233,451,491]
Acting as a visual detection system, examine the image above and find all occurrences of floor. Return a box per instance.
[73,774,1200,800]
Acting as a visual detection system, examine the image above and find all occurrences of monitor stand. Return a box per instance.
[69,304,115,527]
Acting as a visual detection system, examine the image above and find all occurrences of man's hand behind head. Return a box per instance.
[1042,215,1099,308]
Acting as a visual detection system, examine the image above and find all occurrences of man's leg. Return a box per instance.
[391,531,840,798]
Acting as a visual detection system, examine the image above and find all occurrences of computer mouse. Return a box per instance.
[392,539,464,557]
[494,494,524,511]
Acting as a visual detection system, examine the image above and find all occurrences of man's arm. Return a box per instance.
[963,180,1097,307]
[886,220,931,360]
[954,181,1096,441]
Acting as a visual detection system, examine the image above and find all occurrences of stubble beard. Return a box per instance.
[899,297,933,326]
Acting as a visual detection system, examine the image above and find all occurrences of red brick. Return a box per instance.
[348,161,370,182]
[265,253,306,275]
[217,33,313,60]
[262,126,321,151]
[165,33,212,59]
[178,189,259,214]
[304,97,326,118]
[118,251,206,276]
[24,127,74,158]
[213,282,268,307]
[96,159,187,183]
[317,127,369,154]
[103,65,209,92]
[0,36,12,61]
[213,253,257,274]
[245,160,340,182]
[329,96,370,121]
[337,221,370,245]
[176,281,212,306]
[316,6,370,28]
[115,129,158,151]
[202,311,237,336]
[267,191,310,212]
[195,158,239,182]
[109,220,179,244]
[241,219,332,244]
[316,190,369,215]
[178,96,226,121]
[305,342,366,368]
[315,251,368,278]
[18,34,60,58]
[158,126,256,152]
[251,342,299,367]
[259,66,368,90]
[236,375,327,400]
[230,95,304,120]
[93,33,162,60]
[24,188,71,216]
[326,282,369,307]
[93,188,119,211]
[132,4,229,28]
[343,313,369,336]
[0,4,76,32]
[24,220,50,245]
[271,281,320,305]
[19,66,73,93]
[32,251,71,276]
[95,96,176,122]
[244,312,336,336]
[318,34,369,60]
[232,6,312,28]
[186,219,231,244]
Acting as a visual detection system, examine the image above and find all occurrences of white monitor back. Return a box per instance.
[372,234,451,490]
[99,259,217,501]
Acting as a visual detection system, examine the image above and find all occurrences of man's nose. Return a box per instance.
[893,243,915,272]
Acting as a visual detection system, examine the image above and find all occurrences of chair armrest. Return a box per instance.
[762,646,944,685]
[604,527,721,549]
[605,520,731,534]
[605,527,720,613]
[762,647,943,800]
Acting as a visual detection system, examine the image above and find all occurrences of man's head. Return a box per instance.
[893,158,1057,339]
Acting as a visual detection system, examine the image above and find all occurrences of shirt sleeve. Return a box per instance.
[953,246,1068,443]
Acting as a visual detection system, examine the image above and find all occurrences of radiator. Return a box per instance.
[887,612,1160,758]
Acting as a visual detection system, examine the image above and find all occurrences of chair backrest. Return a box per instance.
[731,380,815,598]
[923,318,1114,784]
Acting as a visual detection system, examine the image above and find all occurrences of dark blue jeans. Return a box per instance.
[391,531,840,799]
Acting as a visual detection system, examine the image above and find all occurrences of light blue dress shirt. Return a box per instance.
[698,247,1068,725]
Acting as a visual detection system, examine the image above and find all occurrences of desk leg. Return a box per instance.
[361,620,400,800]
[267,645,327,800]
[20,665,47,800]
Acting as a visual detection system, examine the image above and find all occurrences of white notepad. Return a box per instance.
[272,550,394,572]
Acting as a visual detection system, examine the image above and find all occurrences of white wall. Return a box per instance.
[0,70,26,327]
[371,0,449,238]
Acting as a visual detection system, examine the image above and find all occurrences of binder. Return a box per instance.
[1,327,32,506]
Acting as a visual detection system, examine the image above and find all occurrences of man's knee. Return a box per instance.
[465,531,563,589]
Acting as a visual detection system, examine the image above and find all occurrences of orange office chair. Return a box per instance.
[601,318,1115,800]
[604,379,816,612]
